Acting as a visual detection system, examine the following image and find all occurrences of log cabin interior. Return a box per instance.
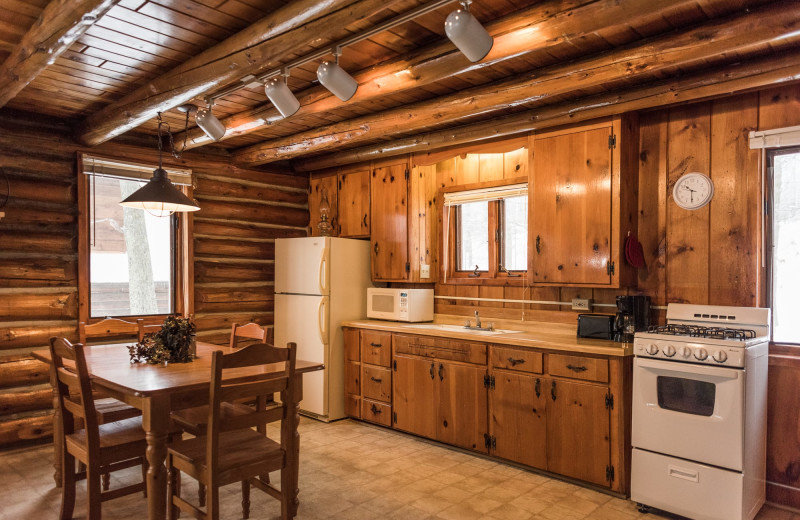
[1,0,800,519]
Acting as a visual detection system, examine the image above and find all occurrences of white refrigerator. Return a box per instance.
[274,237,372,421]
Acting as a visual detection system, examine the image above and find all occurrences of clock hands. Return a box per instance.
[682,184,696,203]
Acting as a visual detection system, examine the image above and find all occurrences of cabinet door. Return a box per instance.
[371,163,409,281]
[437,361,488,453]
[490,371,547,469]
[531,127,612,284]
[392,355,436,439]
[309,175,338,237]
[546,379,611,486]
[338,169,370,237]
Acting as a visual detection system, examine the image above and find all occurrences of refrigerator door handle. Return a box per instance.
[318,298,327,344]
[319,248,328,294]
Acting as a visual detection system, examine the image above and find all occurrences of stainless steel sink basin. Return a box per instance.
[404,323,520,336]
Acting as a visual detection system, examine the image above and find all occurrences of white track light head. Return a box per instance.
[445,4,493,63]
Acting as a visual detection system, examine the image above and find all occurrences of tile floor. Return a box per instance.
[2,418,798,520]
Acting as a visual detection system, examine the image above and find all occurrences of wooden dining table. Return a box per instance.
[32,341,324,520]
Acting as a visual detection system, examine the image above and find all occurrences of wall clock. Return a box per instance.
[672,172,714,210]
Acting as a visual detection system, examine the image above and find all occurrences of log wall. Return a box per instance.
[0,111,307,448]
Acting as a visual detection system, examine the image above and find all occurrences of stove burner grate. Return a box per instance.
[646,324,756,341]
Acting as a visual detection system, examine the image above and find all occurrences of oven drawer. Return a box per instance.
[549,354,608,382]
[632,448,746,520]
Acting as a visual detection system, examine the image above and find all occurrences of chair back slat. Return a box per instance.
[49,337,100,445]
[219,378,288,404]
[229,322,268,349]
[137,319,162,342]
[79,318,139,344]
[221,343,289,370]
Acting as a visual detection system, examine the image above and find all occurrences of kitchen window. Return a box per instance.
[77,155,192,322]
[443,182,527,282]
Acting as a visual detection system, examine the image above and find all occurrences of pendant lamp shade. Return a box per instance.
[195,105,226,141]
[317,61,358,101]
[120,167,200,217]
[265,77,300,118]
[445,6,493,62]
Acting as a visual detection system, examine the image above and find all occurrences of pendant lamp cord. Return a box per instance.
[156,111,190,162]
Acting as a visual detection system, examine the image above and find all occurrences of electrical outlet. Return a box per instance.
[420,263,430,279]
[572,298,591,311]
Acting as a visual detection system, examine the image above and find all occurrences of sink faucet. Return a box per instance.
[474,310,481,329]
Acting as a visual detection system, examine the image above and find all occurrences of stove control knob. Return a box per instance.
[663,345,676,357]
[713,350,728,363]
[646,344,659,355]
[679,346,692,359]
[694,348,708,361]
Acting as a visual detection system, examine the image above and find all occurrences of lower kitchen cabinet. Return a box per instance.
[489,370,547,469]
[392,354,436,439]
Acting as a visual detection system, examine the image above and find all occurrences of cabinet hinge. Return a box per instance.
[608,134,616,149]
[405,262,410,273]
[393,360,397,371]
[405,169,409,180]
[605,393,614,410]
[483,433,496,451]
[607,261,615,276]
[606,465,615,482]
[392,411,397,424]
[483,374,495,389]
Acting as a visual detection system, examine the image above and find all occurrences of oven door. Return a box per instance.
[632,356,744,471]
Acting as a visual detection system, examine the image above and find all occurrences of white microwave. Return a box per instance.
[367,288,433,322]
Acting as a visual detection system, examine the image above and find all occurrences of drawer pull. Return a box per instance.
[438,363,444,381]
[369,376,382,383]
[370,404,381,415]
[507,357,525,367]
[566,364,588,372]
[430,362,435,379]
[534,378,541,398]
[551,380,557,401]
[370,342,383,348]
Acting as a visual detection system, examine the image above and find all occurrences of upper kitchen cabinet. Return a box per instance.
[309,174,338,237]
[371,161,410,281]
[337,168,370,238]
[529,115,639,287]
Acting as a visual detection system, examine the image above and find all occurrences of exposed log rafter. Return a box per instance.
[0,0,117,109]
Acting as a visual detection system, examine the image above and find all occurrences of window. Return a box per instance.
[770,146,800,343]
[444,183,527,282]
[78,155,192,322]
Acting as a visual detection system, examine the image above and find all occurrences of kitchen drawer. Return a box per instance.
[548,353,608,383]
[344,327,360,361]
[345,394,361,419]
[362,365,391,403]
[361,398,391,427]
[394,334,486,364]
[490,346,543,374]
[345,361,360,396]
[362,330,391,366]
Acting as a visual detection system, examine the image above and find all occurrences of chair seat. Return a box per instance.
[171,402,255,436]
[169,429,284,486]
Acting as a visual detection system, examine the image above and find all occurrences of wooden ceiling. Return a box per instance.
[0,0,797,172]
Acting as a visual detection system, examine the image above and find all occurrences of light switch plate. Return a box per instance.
[420,264,430,279]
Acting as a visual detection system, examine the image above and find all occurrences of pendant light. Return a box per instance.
[195,99,226,141]
[265,72,300,118]
[120,111,200,217]
[317,49,358,102]
[445,0,493,63]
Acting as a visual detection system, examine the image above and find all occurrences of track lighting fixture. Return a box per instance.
[265,73,300,118]
[445,0,493,63]
[195,99,226,141]
[317,49,358,102]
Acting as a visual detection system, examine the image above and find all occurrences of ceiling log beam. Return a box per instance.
[0,0,117,109]
[176,0,699,150]
[74,0,399,147]
[233,1,799,166]
[294,52,800,171]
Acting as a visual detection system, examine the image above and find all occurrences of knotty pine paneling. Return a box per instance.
[0,110,307,448]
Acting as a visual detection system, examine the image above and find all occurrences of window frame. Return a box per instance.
[77,153,194,327]
[442,177,528,285]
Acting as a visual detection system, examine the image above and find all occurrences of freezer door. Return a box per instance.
[275,237,330,296]
[274,293,330,417]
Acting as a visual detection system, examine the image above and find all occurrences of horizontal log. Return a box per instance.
[194,312,272,332]
[0,291,77,320]
[197,199,308,228]
[193,219,306,240]
[195,286,274,304]
[0,201,77,226]
[296,51,800,171]
[0,323,76,350]
[0,257,77,286]
[194,177,307,206]
[0,414,53,446]
[194,167,308,191]
[4,176,75,205]
[240,2,799,165]
[194,237,275,260]
[0,359,50,389]
[0,231,77,254]
[195,300,274,314]
[194,261,274,283]
[0,389,52,415]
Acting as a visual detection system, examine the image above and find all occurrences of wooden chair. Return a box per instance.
[136,319,162,342]
[229,322,270,349]
[79,318,140,344]
[167,342,298,520]
[49,336,150,520]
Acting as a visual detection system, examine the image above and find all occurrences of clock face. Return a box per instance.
[672,173,714,210]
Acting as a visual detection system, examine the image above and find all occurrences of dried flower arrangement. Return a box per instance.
[128,316,196,364]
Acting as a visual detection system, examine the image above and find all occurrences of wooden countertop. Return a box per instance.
[341,319,633,357]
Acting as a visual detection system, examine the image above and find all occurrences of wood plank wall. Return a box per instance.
[0,111,307,448]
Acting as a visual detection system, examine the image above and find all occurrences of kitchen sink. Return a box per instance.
[404,323,520,336]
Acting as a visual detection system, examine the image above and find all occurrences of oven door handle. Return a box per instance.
[635,357,741,379]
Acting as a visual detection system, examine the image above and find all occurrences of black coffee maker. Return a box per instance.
[614,295,651,342]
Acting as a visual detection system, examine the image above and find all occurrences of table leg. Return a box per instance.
[143,397,169,520]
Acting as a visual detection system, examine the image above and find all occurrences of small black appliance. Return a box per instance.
[614,295,650,342]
